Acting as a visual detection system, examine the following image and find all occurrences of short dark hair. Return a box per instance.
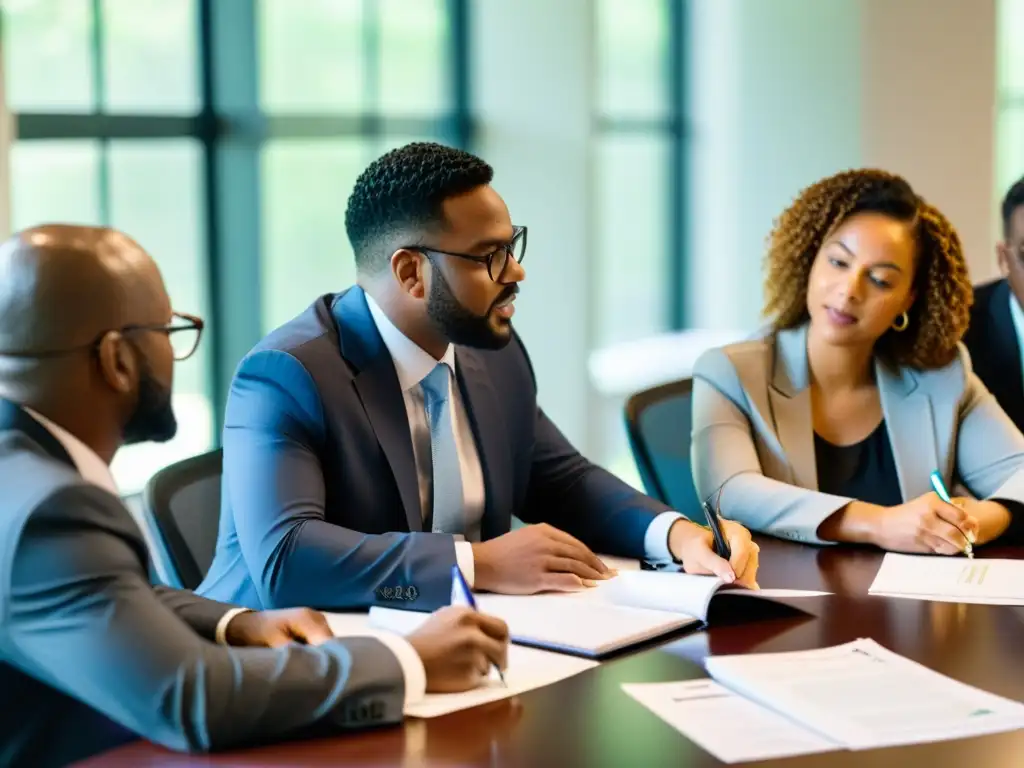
[1002,176,1024,238]
[344,141,494,273]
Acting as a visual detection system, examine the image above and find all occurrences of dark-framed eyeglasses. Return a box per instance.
[0,311,205,362]
[122,312,205,361]
[404,225,527,284]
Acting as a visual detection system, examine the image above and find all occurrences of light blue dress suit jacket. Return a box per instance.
[691,323,1024,545]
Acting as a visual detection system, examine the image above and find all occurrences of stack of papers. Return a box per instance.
[624,638,1024,763]
[868,553,1024,604]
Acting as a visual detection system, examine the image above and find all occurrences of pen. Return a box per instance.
[929,470,974,559]
[451,564,507,687]
[701,487,733,562]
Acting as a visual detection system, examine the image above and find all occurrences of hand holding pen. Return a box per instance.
[929,471,976,559]
[660,487,761,589]
[451,564,508,687]
[867,482,979,556]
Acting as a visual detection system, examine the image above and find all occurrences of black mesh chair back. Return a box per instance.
[142,448,223,589]
[624,378,707,525]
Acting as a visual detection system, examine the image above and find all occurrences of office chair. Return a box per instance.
[142,448,223,590]
[624,378,707,525]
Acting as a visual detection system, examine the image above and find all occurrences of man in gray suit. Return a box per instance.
[0,225,508,768]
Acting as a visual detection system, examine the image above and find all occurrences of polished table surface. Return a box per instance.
[75,538,1024,767]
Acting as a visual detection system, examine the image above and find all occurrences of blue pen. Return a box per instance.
[451,564,507,687]
[929,470,974,558]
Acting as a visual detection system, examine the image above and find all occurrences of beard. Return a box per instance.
[122,362,178,445]
[425,266,517,350]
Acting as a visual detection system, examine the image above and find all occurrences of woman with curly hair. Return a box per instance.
[691,169,1024,553]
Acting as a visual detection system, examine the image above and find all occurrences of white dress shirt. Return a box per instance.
[366,295,483,585]
[364,295,684,576]
[23,407,428,707]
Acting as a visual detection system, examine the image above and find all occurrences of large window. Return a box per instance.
[3,0,211,494]
[594,0,684,484]
[2,0,466,494]
[997,0,1024,207]
[257,0,460,331]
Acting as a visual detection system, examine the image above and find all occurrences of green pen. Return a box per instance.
[929,470,975,558]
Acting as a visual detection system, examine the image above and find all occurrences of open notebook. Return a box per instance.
[369,571,815,659]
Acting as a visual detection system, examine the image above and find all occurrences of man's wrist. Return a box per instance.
[470,541,493,591]
[666,517,706,562]
[215,607,253,645]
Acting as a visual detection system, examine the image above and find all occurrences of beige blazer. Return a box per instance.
[690,323,1024,544]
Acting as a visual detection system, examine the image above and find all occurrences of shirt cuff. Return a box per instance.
[454,540,475,588]
[214,607,252,645]
[369,631,428,708]
[644,511,686,564]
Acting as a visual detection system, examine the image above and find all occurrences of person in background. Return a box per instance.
[963,176,1024,432]
[0,224,508,768]
[199,141,759,614]
[691,169,1024,554]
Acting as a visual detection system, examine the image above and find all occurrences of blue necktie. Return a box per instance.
[420,363,465,536]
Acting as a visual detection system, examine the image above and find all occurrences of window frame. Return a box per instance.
[595,0,687,330]
[6,0,472,443]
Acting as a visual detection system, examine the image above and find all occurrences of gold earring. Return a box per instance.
[892,312,909,332]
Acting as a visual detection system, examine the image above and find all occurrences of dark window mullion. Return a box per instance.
[448,0,472,149]
[363,0,382,143]
[91,0,111,226]
[667,0,686,329]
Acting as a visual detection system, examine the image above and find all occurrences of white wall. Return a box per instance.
[687,0,998,331]
[861,0,998,282]
[471,0,597,450]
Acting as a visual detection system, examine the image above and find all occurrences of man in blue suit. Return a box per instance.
[199,142,759,612]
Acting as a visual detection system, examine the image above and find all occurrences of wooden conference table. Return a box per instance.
[77,537,1024,767]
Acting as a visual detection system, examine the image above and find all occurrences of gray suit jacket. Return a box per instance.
[0,401,406,768]
[691,324,1024,544]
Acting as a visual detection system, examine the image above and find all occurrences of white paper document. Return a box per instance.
[407,643,597,718]
[471,593,698,658]
[324,610,597,718]
[597,570,824,621]
[364,571,820,660]
[704,637,1024,750]
[869,553,1024,604]
[621,680,837,764]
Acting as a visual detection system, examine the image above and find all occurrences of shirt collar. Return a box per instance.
[364,293,456,392]
[23,407,119,496]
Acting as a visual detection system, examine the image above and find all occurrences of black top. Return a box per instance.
[814,421,903,507]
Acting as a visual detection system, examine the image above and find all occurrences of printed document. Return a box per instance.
[868,553,1024,604]
[406,643,597,718]
[622,680,837,763]
[324,611,597,718]
[704,638,1024,750]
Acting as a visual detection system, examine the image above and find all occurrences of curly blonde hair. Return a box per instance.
[763,169,973,369]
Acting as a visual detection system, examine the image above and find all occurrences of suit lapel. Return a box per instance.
[876,360,935,500]
[333,289,423,533]
[0,399,76,468]
[455,349,512,540]
[990,280,1024,409]
[769,326,819,490]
